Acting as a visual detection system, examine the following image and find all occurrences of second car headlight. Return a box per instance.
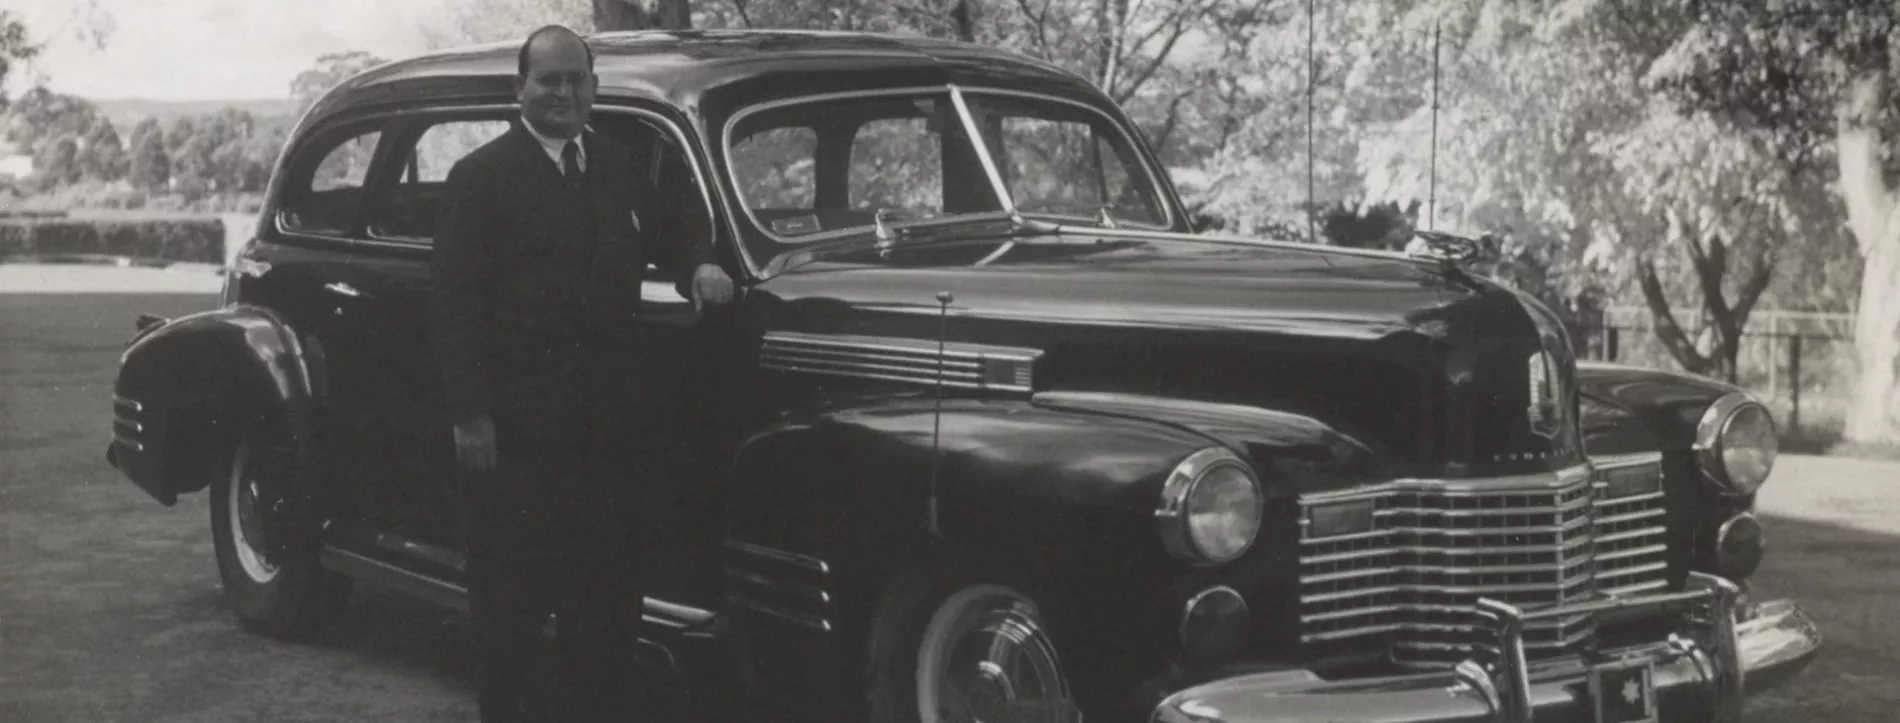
[1695,392,1779,495]
[1158,448,1264,565]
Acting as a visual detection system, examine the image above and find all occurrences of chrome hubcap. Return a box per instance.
[228,439,280,583]
[918,584,1077,723]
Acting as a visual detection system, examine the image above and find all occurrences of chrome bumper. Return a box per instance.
[1153,573,1821,723]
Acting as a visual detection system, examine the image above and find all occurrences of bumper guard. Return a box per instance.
[1153,573,1821,723]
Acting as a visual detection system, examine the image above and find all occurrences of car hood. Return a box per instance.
[751,231,1582,480]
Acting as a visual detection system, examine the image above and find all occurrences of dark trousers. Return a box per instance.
[464,421,648,723]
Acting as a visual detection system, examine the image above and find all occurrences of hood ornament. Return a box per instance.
[1404,231,1496,266]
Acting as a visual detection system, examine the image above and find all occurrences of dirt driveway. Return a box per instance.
[2,290,1894,722]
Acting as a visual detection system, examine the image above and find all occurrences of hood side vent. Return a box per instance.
[760,331,1040,394]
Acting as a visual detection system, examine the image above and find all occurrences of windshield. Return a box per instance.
[723,87,1170,259]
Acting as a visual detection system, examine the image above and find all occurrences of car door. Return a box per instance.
[353,111,517,558]
[248,118,429,537]
[591,105,740,611]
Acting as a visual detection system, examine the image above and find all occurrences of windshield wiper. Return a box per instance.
[762,210,1064,277]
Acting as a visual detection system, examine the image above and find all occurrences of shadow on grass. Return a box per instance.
[1743,514,1900,722]
[305,585,704,721]
[297,516,1885,723]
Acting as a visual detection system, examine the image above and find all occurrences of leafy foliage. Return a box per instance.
[290,51,390,113]
[0,10,38,111]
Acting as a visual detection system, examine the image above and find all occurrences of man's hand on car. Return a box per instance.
[692,262,735,312]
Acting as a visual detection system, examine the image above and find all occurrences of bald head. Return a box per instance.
[515,25,597,139]
[518,25,594,77]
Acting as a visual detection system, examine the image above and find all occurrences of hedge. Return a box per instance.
[0,216,226,265]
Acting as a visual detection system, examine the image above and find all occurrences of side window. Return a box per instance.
[372,119,511,241]
[730,126,818,231]
[281,129,382,235]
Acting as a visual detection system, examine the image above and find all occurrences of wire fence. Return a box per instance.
[1574,307,1857,437]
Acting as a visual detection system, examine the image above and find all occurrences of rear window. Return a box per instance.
[280,129,382,236]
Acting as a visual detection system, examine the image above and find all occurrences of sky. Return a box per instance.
[5,0,454,101]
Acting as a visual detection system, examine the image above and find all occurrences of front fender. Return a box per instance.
[1576,361,1747,454]
[721,395,1222,723]
[109,303,317,506]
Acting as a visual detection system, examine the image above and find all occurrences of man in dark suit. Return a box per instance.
[429,24,734,723]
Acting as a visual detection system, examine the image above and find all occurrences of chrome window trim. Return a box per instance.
[273,102,723,264]
[947,84,1021,220]
[718,83,1177,249]
[719,84,956,248]
[956,85,1176,232]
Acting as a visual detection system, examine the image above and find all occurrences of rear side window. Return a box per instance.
[372,119,511,240]
[281,129,382,236]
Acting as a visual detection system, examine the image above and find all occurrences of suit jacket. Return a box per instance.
[430,121,714,445]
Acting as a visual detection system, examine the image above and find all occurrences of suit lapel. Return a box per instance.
[507,122,567,187]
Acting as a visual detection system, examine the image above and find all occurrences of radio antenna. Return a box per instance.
[927,290,953,539]
[1427,20,1441,231]
[1305,0,1317,245]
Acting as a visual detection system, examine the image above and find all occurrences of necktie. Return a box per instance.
[561,140,581,180]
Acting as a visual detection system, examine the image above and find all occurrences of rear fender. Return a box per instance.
[109,304,317,506]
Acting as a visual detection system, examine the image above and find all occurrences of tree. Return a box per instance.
[79,118,128,182]
[126,118,161,159]
[0,3,114,114]
[33,133,81,187]
[594,0,692,30]
[1637,0,1900,445]
[423,0,593,49]
[291,51,389,112]
[128,127,170,192]
[5,87,100,156]
[1606,106,1824,383]
[0,11,39,113]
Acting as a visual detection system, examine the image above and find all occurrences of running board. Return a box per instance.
[321,546,468,613]
[318,543,720,663]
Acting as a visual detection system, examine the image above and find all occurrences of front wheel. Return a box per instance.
[209,434,350,639]
[866,564,1081,723]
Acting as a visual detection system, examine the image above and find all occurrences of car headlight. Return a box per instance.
[1694,392,1778,495]
[1157,447,1264,565]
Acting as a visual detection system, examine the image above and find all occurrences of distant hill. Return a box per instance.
[90,98,302,126]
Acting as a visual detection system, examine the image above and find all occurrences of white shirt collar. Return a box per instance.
[521,114,585,172]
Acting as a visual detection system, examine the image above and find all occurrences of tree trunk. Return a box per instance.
[950,0,976,42]
[1638,255,1715,376]
[1838,69,1900,446]
[1845,216,1900,444]
[592,0,692,31]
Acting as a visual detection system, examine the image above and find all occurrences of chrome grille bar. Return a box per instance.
[1297,454,1674,667]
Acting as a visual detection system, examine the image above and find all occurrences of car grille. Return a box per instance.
[1296,455,1670,666]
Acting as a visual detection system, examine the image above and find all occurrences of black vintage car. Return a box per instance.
[106,29,1818,723]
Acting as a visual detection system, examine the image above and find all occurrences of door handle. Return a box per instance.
[324,282,365,299]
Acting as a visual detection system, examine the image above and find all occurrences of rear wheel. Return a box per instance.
[210,433,350,639]
[867,563,1081,723]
